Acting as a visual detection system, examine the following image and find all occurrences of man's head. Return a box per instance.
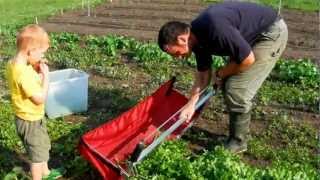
[17,24,50,65]
[158,21,192,59]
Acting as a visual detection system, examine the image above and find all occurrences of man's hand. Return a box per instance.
[179,101,196,123]
[179,69,211,123]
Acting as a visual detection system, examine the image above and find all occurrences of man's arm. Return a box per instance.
[179,69,212,120]
[189,69,212,104]
[217,51,255,79]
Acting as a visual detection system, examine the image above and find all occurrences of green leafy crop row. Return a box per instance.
[272,59,320,88]
[132,140,319,180]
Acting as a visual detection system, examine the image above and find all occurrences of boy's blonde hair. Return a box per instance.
[17,24,49,53]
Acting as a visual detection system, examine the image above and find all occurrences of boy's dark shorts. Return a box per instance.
[15,116,51,163]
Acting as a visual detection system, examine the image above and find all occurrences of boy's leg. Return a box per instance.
[38,118,51,177]
[223,19,288,153]
[31,162,43,180]
[42,162,50,176]
[15,117,51,178]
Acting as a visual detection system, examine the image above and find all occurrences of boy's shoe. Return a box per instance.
[42,168,65,180]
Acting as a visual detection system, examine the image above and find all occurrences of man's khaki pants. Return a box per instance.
[224,19,288,143]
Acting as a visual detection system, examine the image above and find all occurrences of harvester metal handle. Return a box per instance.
[133,87,215,165]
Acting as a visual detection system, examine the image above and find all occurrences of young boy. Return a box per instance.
[6,24,62,180]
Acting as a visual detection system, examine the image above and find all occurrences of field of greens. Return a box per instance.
[0,0,319,179]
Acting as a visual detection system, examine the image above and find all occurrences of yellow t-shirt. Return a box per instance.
[6,61,44,121]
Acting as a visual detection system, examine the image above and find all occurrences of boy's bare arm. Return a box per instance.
[30,63,49,105]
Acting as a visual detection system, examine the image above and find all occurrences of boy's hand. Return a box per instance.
[39,63,49,77]
[33,59,48,73]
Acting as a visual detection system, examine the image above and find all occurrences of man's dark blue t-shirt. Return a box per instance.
[191,2,277,71]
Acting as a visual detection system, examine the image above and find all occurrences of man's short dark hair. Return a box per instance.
[158,21,190,51]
